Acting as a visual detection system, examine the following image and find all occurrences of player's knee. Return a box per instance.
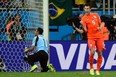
[97,51,102,56]
[90,48,95,55]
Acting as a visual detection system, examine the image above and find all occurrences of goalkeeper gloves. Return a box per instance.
[24,47,29,53]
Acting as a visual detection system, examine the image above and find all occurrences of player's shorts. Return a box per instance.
[88,38,104,51]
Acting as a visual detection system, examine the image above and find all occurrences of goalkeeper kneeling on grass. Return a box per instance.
[24,27,55,72]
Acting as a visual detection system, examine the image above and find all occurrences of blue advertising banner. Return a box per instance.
[50,41,116,71]
[0,41,116,72]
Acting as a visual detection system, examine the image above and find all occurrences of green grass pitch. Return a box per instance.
[0,71,116,77]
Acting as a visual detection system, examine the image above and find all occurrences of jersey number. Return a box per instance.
[92,20,95,25]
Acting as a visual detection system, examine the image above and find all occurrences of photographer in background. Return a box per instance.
[100,15,110,40]
[103,15,116,40]
[110,15,116,40]
[67,14,87,40]
[5,16,15,40]
[9,14,27,41]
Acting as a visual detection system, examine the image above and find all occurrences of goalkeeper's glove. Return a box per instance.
[24,47,29,53]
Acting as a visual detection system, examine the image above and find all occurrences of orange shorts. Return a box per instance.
[88,38,104,51]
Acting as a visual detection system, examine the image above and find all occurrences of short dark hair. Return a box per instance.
[14,13,21,21]
[84,4,91,8]
[37,27,43,34]
[14,13,21,17]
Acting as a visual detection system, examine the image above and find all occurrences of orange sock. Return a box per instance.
[89,55,94,69]
[97,55,102,71]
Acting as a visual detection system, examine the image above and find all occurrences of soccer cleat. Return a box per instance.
[90,69,94,75]
[96,71,100,75]
[29,64,38,72]
[48,64,56,72]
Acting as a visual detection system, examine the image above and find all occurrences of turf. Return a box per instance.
[0,71,116,77]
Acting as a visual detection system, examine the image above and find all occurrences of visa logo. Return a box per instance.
[50,43,116,70]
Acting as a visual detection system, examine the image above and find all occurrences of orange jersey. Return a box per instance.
[101,22,109,40]
[81,13,103,38]
[6,21,14,35]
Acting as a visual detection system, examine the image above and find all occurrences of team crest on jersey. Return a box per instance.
[93,16,97,18]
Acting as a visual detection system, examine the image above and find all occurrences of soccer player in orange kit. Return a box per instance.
[100,15,110,41]
[80,4,104,75]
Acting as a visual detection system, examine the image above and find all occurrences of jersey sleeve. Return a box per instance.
[6,24,10,34]
[31,37,36,46]
[45,39,49,51]
[80,17,87,27]
[96,13,101,23]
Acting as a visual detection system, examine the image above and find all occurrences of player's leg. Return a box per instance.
[96,38,104,75]
[24,55,35,66]
[88,38,96,75]
[48,64,56,72]
[38,50,56,72]
[38,50,49,72]
[24,53,41,72]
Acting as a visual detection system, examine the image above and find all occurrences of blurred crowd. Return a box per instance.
[0,0,24,8]
[73,0,113,9]
[0,0,38,8]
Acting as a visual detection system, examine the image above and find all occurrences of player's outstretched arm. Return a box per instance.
[72,22,84,34]
[24,46,35,53]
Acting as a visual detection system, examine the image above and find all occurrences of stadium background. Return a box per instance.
[0,0,116,76]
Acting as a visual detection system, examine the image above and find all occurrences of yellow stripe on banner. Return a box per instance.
[50,2,65,20]
[75,0,86,5]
